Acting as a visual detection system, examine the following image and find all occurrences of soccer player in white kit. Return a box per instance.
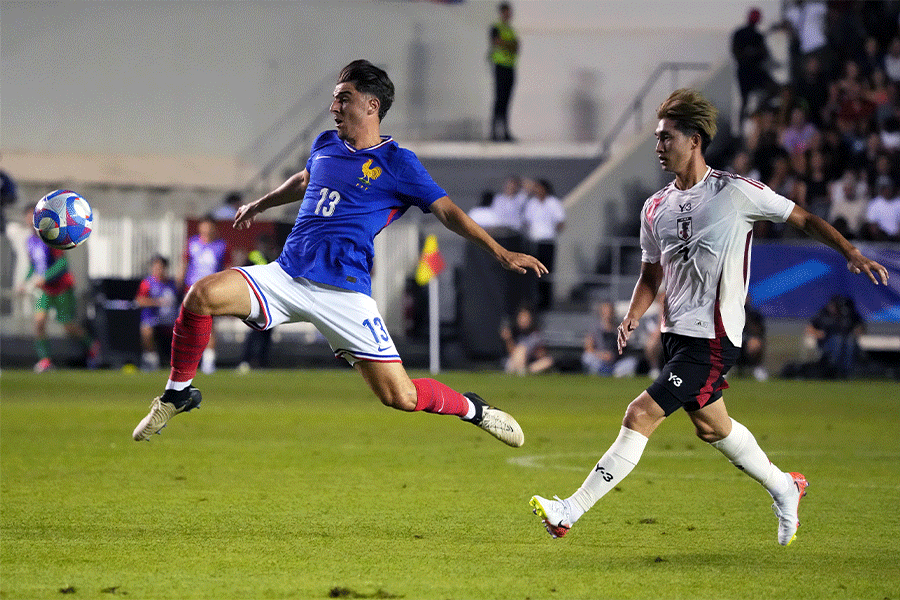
[530,89,889,546]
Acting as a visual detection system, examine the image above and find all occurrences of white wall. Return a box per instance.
[2,0,779,178]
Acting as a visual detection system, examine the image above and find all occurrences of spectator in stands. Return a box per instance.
[727,149,760,180]
[135,255,179,371]
[500,304,554,375]
[747,107,783,184]
[821,127,854,182]
[828,169,869,239]
[491,175,528,232]
[237,234,278,373]
[880,113,900,152]
[859,36,884,81]
[784,0,828,68]
[836,76,876,133]
[737,301,768,381]
[883,36,900,82]
[795,55,830,127]
[468,189,502,230]
[866,152,892,195]
[868,69,894,127]
[581,300,618,376]
[827,3,868,74]
[807,294,865,378]
[212,191,243,221]
[781,106,818,155]
[180,214,229,374]
[732,7,776,121]
[863,176,900,241]
[837,59,865,96]
[523,178,565,310]
[803,148,831,220]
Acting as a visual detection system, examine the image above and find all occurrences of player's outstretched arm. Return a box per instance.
[234,169,310,230]
[429,196,548,277]
[786,205,889,285]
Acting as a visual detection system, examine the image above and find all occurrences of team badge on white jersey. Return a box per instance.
[677,216,692,241]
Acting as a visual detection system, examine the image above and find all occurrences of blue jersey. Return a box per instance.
[276,131,446,295]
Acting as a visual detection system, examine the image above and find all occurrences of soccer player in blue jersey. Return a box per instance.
[134,60,548,447]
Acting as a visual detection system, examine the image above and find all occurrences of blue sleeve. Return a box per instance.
[306,131,332,172]
[395,149,447,212]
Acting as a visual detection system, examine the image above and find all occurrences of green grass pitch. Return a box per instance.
[2,369,898,599]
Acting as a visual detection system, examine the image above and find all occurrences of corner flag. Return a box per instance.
[415,234,446,286]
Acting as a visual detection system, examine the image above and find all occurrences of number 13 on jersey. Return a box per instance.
[315,188,341,217]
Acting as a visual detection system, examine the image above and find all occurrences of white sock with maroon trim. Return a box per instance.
[710,418,790,497]
[567,427,648,521]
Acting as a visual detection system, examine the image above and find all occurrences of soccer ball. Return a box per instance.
[33,190,93,249]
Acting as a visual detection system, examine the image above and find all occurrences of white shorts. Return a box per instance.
[232,263,400,365]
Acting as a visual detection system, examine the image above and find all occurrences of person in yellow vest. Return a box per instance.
[489,2,519,141]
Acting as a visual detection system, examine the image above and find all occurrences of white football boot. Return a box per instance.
[133,386,202,441]
[771,472,809,546]
[530,495,574,538]
[462,392,524,447]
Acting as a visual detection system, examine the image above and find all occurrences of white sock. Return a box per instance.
[165,379,191,391]
[710,418,790,497]
[462,399,476,420]
[568,427,649,521]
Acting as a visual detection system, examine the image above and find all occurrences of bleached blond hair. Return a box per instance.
[657,88,718,152]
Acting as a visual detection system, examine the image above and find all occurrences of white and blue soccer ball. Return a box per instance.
[33,189,93,250]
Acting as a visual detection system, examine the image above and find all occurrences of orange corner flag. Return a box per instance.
[415,234,446,286]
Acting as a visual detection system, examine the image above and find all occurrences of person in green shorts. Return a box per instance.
[20,225,98,372]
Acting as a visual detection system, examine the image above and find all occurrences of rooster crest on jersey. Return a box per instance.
[358,159,382,184]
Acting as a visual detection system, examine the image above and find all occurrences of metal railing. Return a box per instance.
[600,62,710,157]
[241,70,340,194]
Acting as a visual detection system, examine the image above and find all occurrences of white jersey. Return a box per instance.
[640,167,795,346]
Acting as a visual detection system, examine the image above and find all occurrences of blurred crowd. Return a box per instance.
[728,1,900,242]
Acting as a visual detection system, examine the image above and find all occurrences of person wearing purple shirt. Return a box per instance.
[179,215,228,374]
[135,255,179,371]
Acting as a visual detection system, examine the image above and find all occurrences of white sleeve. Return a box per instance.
[553,198,566,225]
[735,178,795,223]
[640,200,661,263]
[865,201,877,222]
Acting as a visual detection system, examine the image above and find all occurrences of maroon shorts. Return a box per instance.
[646,332,740,416]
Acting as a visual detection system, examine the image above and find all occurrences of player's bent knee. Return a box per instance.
[383,387,417,411]
[184,271,249,317]
[694,421,729,443]
[622,395,664,436]
[183,281,213,314]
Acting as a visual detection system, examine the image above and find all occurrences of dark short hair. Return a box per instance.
[537,179,554,195]
[151,254,169,269]
[338,60,395,122]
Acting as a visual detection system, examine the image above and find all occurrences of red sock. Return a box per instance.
[412,378,470,417]
[169,307,213,382]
